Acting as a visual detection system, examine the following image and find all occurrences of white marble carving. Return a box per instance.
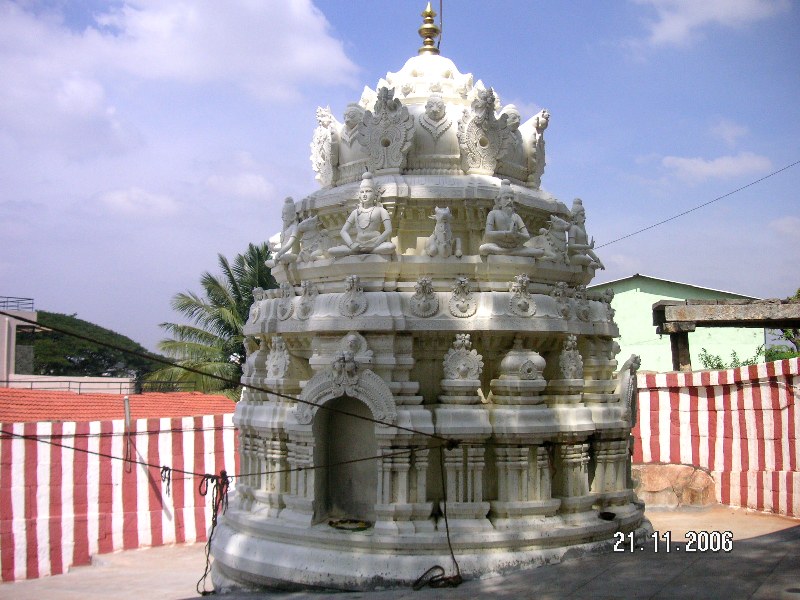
[360,87,415,173]
[526,108,549,188]
[339,275,368,318]
[449,276,477,318]
[559,334,584,379]
[266,336,291,380]
[329,172,396,257]
[266,198,299,267]
[508,273,536,317]
[409,276,439,317]
[567,198,605,270]
[243,337,268,379]
[409,93,460,174]
[276,282,294,321]
[573,284,591,322]
[458,88,507,175]
[479,180,543,258]
[529,215,570,263]
[296,215,329,262]
[440,334,484,404]
[296,280,318,320]
[425,206,462,258]
[337,103,369,185]
[550,282,571,319]
[496,104,528,182]
[310,107,339,187]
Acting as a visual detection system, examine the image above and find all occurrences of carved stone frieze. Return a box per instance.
[573,285,591,322]
[559,335,584,379]
[449,276,477,318]
[443,334,483,381]
[266,336,291,380]
[508,274,536,317]
[457,88,508,175]
[339,275,368,318]
[409,276,439,318]
[550,282,571,319]
[277,282,295,321]
[296,280,318,321]
[425,206,462,258]
[359,87,415,173]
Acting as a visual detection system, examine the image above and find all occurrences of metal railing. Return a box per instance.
[0,296,35,311]
[1,379,198,394]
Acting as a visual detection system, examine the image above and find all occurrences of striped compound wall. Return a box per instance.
[633,358,799,517]
[0,413,237,582]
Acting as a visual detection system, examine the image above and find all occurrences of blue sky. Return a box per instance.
[1,0,798,351]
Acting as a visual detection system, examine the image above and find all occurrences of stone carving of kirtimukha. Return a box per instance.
[276,282,295,321]
[550,281,571,319]
[329,172,396,258]
[266,198,299,267]
[496,104,527,182]
[458,88,507,174]
[479,179,544,258]
[425,206,462,258]
[337,103,369,185]
[527,108,550,188]
[266,336,291,380]
[409,276,439,317]
[449,275,477,318]
[310,107,340,187]
[573,284,591,322]
[339,331,374,366]
[296,280,318,321]
[443,334,483,380]
[360,87,415,173]
[508,273,536,317]
[559,334,584,379]
[567,198,604,270]
[339,275,368,318]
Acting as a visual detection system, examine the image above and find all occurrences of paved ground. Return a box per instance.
[3,505,799,600]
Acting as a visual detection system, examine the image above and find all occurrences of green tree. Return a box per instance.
[32,311,162,382]
[146,242,277,395]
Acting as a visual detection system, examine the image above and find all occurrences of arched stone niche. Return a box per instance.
[284,357,399,524]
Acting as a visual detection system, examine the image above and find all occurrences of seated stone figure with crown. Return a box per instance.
[328,172,396,258]
[567,198,605,270]
[479,179,544,258]
[266,197,300,267]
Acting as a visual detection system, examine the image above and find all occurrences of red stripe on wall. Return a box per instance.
[752,382,766,473]
[193,416,207,541]
[48,423,64,576]
[170,417,186,544]
[71,422,90,569]
[97,420,114,554]
[121,421,139,550]
[705,386,717,472]
[649,389,660,462]
[737,384,749,473]
[669,388,681,464]
[23,422,39,580]
[147,418,164,548]
[0,424,16,582]
[789,376,797,472]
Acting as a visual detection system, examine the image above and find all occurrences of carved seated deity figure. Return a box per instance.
[479,180,545,258]
[337,103,369,185]
[295,214,329,262]
[567,198,605,270]
[266,197,299,267]
[408,93,460,173]
[496,104,527,182]
[328,172,396,258]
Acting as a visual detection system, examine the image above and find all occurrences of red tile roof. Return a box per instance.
[0,388,235,423]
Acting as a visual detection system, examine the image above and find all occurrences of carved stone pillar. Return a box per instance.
[251,434,288,517]
[280,439,315,526]
[490,444,560,528]
[591,438,632,507]
[554,440,594,513]
[438,444,491,531]
[375,444,416,534]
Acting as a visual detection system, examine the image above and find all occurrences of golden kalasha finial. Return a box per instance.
[418,2,441,55]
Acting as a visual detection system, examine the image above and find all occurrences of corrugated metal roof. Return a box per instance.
[588,272,760,300]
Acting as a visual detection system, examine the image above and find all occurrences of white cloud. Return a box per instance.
[206,172,274,200]
[710,118,748,147]
[99,187,179,217]
[769,216,800,239]
[632,0,790,47]
[661,152,772,183]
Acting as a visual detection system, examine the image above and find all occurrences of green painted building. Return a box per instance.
[589,274,765,372]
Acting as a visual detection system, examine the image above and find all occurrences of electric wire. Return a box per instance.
[596,159,800,249]
[0,310,452,444]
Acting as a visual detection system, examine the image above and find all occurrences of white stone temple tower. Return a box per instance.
[211,4,646,591]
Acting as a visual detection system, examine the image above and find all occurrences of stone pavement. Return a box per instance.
[3,505,798,600]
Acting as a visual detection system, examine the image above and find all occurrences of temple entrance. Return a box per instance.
[313,395,378,523]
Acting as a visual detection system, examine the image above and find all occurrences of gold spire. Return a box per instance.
[418,2,441,55]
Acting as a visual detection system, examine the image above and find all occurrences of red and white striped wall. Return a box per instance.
[633,358,799,517]
[0,413,237,582]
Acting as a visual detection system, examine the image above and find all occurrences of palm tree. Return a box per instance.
[146,242,277,394]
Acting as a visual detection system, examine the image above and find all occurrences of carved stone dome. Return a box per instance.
[213,3,644,593]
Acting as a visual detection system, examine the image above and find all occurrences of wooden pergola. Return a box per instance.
[652,298,800,371]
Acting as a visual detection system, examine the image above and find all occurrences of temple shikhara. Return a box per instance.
[212,4,646,591]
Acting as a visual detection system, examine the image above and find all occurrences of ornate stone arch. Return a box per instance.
[295,355,396,426]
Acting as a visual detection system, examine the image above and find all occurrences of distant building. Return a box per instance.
[589,274,764,372]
